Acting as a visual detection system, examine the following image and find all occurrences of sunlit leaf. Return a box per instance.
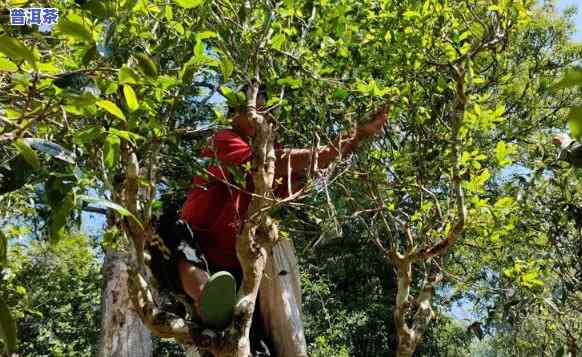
[194,40,205,61]
[0,58,17,72]
[103,133,121,168]
[123,85,139,112]
[272,33,286,50]
[555,68,582,89]
[108,128,144,143]
[0,34,36,70]
[195,31,217,41]
[220,57,234,80]
[97,100,126,120]
[56,14,94,43]
[175,0,204,9]
[119,66,141,84]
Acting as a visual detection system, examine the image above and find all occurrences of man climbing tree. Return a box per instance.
[148,86,391,356]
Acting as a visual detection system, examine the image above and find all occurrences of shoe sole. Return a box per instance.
[200,271,237,329]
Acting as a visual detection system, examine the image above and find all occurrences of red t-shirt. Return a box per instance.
[181,129,301,269]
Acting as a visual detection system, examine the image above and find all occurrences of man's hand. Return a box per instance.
[358,104,391,138]
[552,133,573,149]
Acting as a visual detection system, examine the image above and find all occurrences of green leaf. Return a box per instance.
[266,97,281,107]
[14,139,41,170]
[119,66,140,84]
[272,33,286,50]
[195,31,217,41]
[108,128,144,143]
[74,126,104,146]
[134,53,158,78]
[82,0,113,19]
[0,156,35,195]
[123,85,139,112]
[403,10,419,19]
[104,81,119,95]
[220,57,234,80]
[356,81,370,93]
[49,192,75,243]
[23,138,76,164]
[334,88,348,99]
[176,0,204,9]
[78,195,144,230]
[495,141,508,166]
[220,86,246,107]
[521,271,544,287]
[56,14,94,43]
[103,133,121,168]
[174,22,185,35]
[194,40,205,61]
[0,58,17,72]
[97,100,126,120]
[0,34,37,70]
[568,106,582,140]
[277,76,302,89]
[103,226,121,249]
[0,299,17,354]
[555,68,582,89]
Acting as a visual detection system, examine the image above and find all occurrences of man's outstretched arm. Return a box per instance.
[274,104,391,178]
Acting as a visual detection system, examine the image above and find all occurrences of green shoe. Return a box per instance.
[200,271,237,329]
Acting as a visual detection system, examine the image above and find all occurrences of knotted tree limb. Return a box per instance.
[226,79,279,356]
[388,63,468,357]
[378,16,511,352]
[415,64,468,262]
[122,143,147,269]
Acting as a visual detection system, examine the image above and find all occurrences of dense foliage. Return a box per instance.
[0,233,101,356]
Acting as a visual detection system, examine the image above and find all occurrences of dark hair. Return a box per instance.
[228,84,268,116]
[148,197,188,292]
[239,84,268,106]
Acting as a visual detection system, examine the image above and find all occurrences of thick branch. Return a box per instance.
[410,264,442,340]
[416,66,468,261]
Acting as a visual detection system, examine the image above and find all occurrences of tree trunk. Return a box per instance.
[394,259,416,357]
[98,247,152,357]
[396,332,416,357]
[259,239,307,357]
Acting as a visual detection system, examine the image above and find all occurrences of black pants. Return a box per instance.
[149,220,273,356]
